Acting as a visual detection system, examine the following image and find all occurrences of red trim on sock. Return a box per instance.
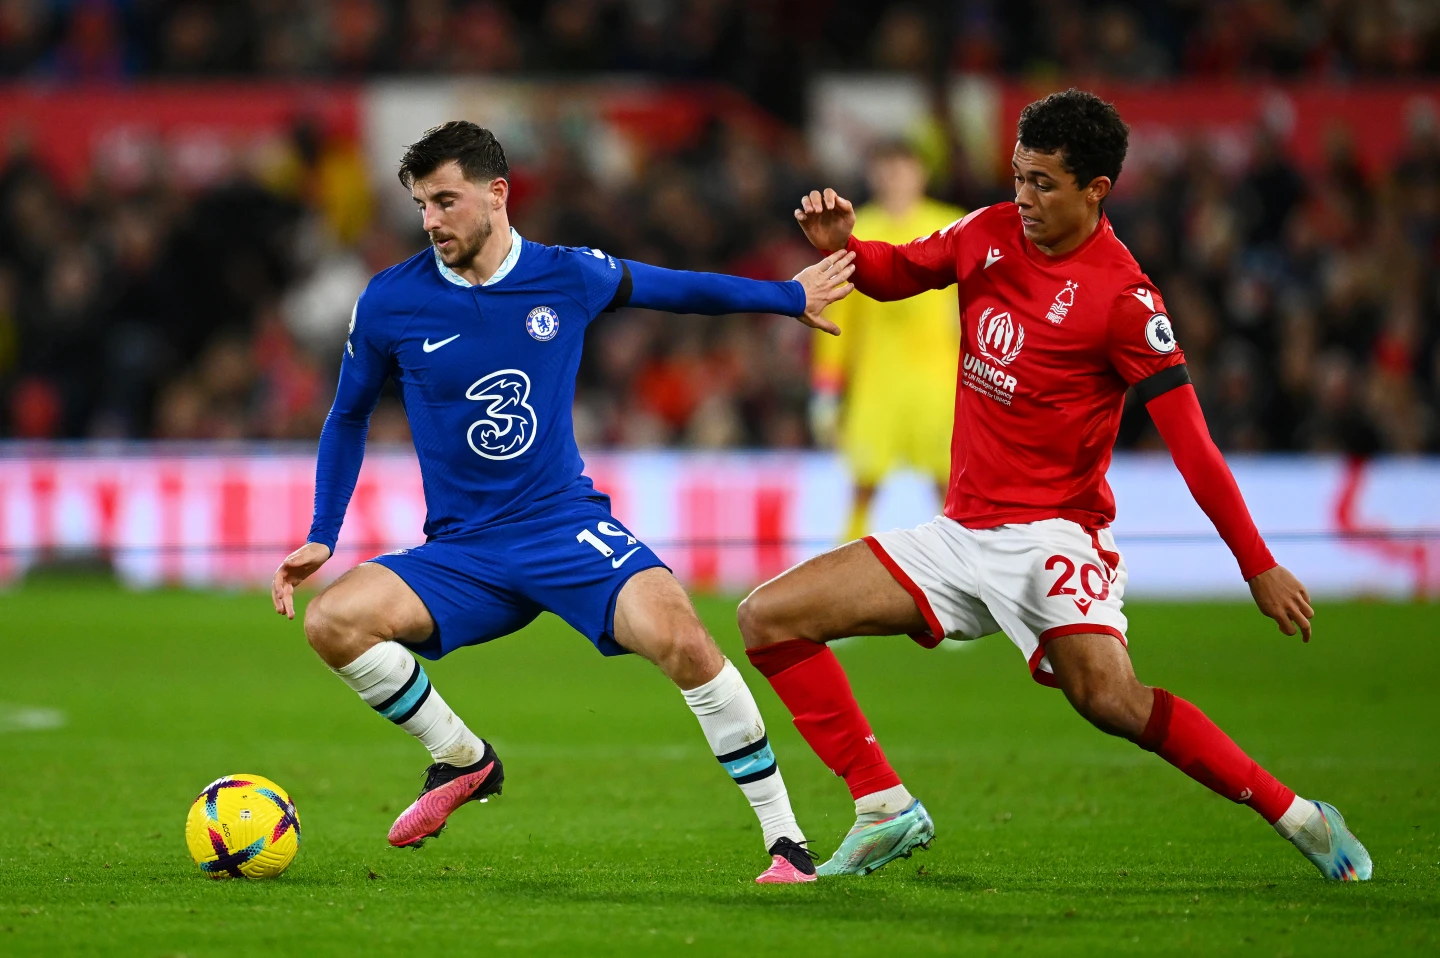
[1138,688,1296,825]
[1139,688,1174,752]
[863,535,944,649]
[745,638,826,677]
[760,644,901,800]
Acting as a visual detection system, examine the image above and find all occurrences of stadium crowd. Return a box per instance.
[1,2,1439,115]
[4,2,1440,76]
[0,1,1438,454]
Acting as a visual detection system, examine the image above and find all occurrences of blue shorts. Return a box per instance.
[368,496,668,660]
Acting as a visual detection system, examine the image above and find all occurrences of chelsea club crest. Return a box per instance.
[526,306,559,342]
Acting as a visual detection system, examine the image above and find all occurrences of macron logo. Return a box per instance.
[985,248,1003,270]
[423,334,460,353]
[1132,288,1155,311]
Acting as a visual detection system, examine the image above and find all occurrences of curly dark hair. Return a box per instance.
[1016,89,1129,190]
[398,120,510,188]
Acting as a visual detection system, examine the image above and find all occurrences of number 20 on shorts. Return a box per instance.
[1045,554,1110,600]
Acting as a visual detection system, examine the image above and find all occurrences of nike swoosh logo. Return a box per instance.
[985,248,1003,269]
[611,546,642,569]
[423,334,461,352]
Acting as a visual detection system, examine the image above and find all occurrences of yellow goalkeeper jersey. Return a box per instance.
[814,198,964,485]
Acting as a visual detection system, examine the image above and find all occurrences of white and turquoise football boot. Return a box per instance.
[816,799,934,877]
[1290,800,1373,882]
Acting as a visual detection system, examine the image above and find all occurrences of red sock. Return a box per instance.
[746,639,901,800]
[1139,688,1295,824]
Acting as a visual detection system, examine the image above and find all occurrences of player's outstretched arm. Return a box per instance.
[620,251,854,332]
[272,297,388,619]
[795,188,963,302]
[1146,382,1315,641]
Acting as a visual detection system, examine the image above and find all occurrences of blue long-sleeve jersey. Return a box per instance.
[306,230,805,551]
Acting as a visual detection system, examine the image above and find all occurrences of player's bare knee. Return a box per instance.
[302,590,338,650]
[303,589,369,665]
[737,585,790,649]
[655,621,721,687]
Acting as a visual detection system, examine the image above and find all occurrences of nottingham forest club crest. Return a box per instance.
[526,306,559,342]
[1046,280,1079,324]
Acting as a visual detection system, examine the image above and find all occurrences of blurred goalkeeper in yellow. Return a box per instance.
[810,141,962,541]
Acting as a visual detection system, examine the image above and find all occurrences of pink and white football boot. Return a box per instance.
[388,741,504,848]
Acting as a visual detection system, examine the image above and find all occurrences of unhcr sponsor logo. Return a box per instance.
[963,352,1017,405]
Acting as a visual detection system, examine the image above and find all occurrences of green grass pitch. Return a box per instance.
[0,577,1436,956]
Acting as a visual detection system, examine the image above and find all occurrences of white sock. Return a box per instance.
[1274,795,1324,847]
[333,642,485,767]
[855,783,914,820]
[681,659,805,850]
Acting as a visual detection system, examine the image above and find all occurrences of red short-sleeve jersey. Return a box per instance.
[846,202,1185,529]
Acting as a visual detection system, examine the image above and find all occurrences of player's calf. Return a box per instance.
[1048,633,1371,881]
[741,543,936,875]
[306,564,494,842]
[614,569,813,881]
[1046,635,1152,740]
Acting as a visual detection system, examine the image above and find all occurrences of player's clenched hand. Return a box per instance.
[794,189,856,252]
[271,541,332,620]
[792,249,856,335]
[1248,565,1315,643]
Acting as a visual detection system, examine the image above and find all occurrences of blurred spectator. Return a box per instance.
[1113,116,1440,454]
[0,1,1435,84]
[0,0,1438,456]
[0,0,50,75]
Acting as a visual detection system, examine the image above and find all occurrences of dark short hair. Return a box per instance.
[869,139,920,163]
[1016,89,1129,190]
[398,120,510,189]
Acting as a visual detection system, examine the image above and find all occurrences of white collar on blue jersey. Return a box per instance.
[433,226,523,288]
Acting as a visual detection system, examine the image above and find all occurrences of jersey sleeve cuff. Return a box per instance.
[307,533,338,553]
[1241,549,1278,582]
[784,279,805,316]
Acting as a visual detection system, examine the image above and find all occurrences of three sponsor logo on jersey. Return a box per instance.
[459,305,561,459]
[464,305,559,460]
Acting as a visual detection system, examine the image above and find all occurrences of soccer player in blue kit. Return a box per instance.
[270,121,857,884]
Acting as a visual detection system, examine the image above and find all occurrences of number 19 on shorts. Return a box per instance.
[576,522,643,569]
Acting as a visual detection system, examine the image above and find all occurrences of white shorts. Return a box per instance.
[866,516,1129,687]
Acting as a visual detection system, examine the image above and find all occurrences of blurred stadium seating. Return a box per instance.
[0,2,1437,597]
[0,0,1437,454]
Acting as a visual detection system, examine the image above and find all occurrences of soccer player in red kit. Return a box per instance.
[739,90,1371,881]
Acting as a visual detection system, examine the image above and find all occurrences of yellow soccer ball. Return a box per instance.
[184,774,301,879]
